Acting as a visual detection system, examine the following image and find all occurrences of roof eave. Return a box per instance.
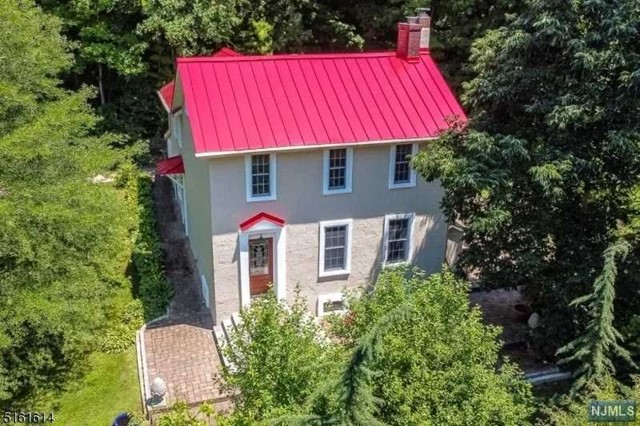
[193,136,440,158]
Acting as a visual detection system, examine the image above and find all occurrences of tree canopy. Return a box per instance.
[0,0,134,405]
[413,0,640,363]
[217,269,534,425]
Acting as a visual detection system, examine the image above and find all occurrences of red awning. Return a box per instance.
[156,156,184,175]
[239,212,285,231]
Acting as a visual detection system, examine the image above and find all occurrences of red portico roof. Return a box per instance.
[176,50,466,155]
[239,212,285,231]
[158,81,175,112]
[156,155,185,175]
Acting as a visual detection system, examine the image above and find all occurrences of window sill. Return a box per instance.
[323,188,352,196]
[389,182,416,190]
[246,194,277,203]
[382,261,410,269]
[318,269,350,278]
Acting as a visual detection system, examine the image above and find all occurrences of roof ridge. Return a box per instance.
[176,50,432,63]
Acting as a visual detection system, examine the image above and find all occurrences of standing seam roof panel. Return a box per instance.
[274,61,318,145]
[174,52,466,154]
[299,61,344,142]
[263,61,303,145]
[310,60,356,142]
[239,64,277,149]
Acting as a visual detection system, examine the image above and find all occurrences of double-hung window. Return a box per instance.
[383,213,414,265]
[389,143,417,188]
[319,219,353,277]
[323,148,353,195]
[245,153,277,202]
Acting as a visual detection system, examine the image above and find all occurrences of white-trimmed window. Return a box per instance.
[383,213,415,265]
[171,111,183,148]
[319,219,353,277]
[245,153,277,202]
[389,143,417,189]
[323,148,353,195]
[317,293,347,316]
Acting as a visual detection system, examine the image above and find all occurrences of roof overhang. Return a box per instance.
[193,136,439,158]
[156,155,184,175]
[239,212,285,232]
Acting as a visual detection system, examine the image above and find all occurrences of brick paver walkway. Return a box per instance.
[142,177,225,408]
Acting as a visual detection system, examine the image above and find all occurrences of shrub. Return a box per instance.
[117,165,173,320]
[99,300,145,353]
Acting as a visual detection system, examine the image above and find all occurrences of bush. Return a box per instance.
[99,300,145,353]
[328,267,535,426]
[118,165,173,320]
[218,289,344,425]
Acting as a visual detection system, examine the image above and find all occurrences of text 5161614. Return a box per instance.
[3,412,55,423]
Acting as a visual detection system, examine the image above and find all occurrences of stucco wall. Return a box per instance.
[208,144,447,321]
[172,81,215,313]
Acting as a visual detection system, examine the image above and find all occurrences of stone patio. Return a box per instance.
[139,176,226,410]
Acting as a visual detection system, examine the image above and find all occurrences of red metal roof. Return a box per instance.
[213,47,242,57]
[177,51,466,155]
[156,155,185,175]
[157,48,242,112]
[158,81,175,112]
[239,212,286,231]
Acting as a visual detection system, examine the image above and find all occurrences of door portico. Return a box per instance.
[238,212,287,308]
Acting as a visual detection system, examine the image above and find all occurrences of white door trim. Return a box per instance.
[238,221,287,308]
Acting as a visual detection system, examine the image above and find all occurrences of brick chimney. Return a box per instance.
[396,17,422,63]
[417,8,431,51]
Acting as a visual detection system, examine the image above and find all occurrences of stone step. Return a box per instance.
[231,312,242,328]
[212,325,233,371]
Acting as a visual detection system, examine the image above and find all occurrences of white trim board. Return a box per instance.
[323,148,353,195]
[388,143,418,189]
[195,137,436,158]
[238,220,287,308]
[318,219,353,277]
[244,153,277,202]
[382,213,416,266]
[317,292,347,316]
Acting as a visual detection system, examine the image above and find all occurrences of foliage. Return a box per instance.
[38,0,148,77]
[117,164,173,320]
[324,268,534,425]
[99,299,145,353]
[217,289,343,425]
[558,240,637,393]
[140,0,363,56]
[0,0,141,405]
[539,376,640,426]
[158,401,214,426]
[413,0,640,357]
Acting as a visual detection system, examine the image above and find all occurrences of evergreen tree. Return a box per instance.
[558,240,637,393]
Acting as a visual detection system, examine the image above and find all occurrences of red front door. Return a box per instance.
[249,237,273,296]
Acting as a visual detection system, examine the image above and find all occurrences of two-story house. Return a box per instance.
[156,10,466,327]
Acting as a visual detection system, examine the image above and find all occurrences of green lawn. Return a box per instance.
[51,349,142,425]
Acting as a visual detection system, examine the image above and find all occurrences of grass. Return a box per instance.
[50,349,142,425]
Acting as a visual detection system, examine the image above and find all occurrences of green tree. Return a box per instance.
[539,376,640,426]
[326,268,534,425]
[139,0,363,56]
[0,0,134,405]
[217,290,343,425]
[413,0,640,357]
[558,241,637,393]
[38,0,148,103]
